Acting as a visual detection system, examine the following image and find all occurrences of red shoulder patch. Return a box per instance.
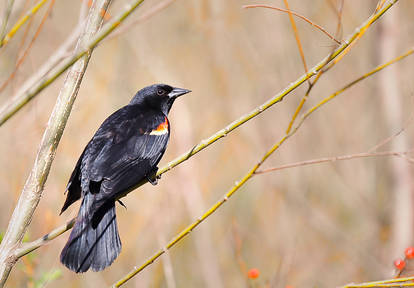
[149,117,169,135]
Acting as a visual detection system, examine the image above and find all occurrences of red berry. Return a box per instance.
[247,268,260,279]
[405,247,414,259]
[394,259,406,270]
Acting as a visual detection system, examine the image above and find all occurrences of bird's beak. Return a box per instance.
[168,87,191,98]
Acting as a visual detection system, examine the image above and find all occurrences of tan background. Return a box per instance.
[1,0,414,287]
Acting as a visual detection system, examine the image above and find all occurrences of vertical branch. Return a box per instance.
[0,0,113,286]
[282,0,309,77]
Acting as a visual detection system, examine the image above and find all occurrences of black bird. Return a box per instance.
[60,84,190,273]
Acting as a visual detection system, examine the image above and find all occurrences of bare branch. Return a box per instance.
[0,0,49,48]
[243,4,341,44]
[368,115,413,152]
[375,0,389,13]
[282,0,310,78]
[255,150,413,175]
[283,0,342,135]
[14,219,75,259]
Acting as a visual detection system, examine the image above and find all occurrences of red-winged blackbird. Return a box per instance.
[60,84,190,273]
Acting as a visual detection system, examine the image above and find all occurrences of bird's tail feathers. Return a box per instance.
[60,194,121,272]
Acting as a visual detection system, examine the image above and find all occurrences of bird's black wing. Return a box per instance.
[60,149,85,214]
[62,105,169,212]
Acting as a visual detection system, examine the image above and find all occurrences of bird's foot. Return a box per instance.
[147,168,160,186]
[147,175,158,185]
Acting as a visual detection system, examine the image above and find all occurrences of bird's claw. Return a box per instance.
[147,175,158,186]
[147,167,160,186]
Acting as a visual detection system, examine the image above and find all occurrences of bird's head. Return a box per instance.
[130,84,191,114]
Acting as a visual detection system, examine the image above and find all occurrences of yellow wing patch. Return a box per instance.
[149,117,169,135]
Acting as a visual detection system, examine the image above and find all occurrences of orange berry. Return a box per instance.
[247,268,260,279]
[394,258,406,270]
[405,247,414,259]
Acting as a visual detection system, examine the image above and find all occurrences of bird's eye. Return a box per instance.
[157,89,164,96]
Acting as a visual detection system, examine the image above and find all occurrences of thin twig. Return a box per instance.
[107,0,177,41]
[0,0,147,126]
[368,115,413,152]
[284,0,343,134]
[14,219,75,258]
[282,0,310,86]
[334,0,344,40]
[0,0,114,286]
[322,7,371,75]
[291,46,414,137]
[0,0,49,48]
[0,0,56,93]
[255,150,413,174]
[111,3,400,286]
[376,0,388,13]
[243,4,341,44]
[0,0,15,44]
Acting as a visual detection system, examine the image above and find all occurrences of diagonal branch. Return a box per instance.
[0,0,113,286]
[14,219,76,259]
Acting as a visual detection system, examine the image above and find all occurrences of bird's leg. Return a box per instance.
[147,167,160,186]
[117,199,127,210]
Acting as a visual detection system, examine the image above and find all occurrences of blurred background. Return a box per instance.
[1,0,414,287]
